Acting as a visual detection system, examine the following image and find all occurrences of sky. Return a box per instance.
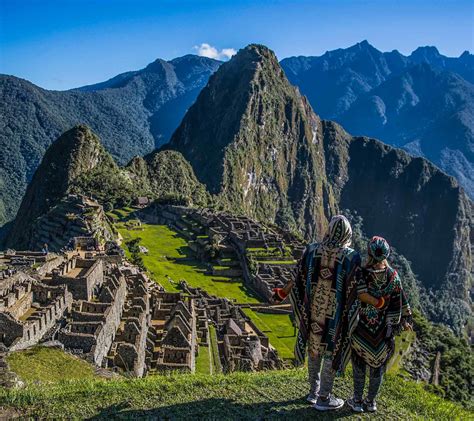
[0,0,472,90]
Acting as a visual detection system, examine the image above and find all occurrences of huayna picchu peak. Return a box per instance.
[166,44,334,240]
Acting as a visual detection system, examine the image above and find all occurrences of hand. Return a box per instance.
[271,288,285,303]
[401,320,413,331]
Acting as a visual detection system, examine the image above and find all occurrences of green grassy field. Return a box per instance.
[195,345,211,375]
[243,309,296,360]
[0,369,470,419]
[117,222,259,303]
[7,347,97,383]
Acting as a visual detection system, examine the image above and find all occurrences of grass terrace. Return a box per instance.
[116,223,259,303]
[7,347,97,383]
[243,309,296,360]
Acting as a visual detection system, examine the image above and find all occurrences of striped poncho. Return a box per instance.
[289,242,364,374]
[351,266,411,368]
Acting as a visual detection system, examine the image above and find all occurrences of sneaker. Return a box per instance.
[347,397,364,413]
[314,394,345,411]
[364,399,377,412]
[306,392,319,404]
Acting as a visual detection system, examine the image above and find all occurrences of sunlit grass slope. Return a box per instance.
[0,369,471,419]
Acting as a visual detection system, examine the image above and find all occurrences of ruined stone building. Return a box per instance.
[147,290,197,373]
[0,254,73,351]
[179,281,282,372]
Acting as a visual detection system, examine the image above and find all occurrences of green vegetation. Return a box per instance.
[411,312,474,409]
[209,325,222,374]
[243,309,296,360]
[124,237,146,271]
[195,345,211,375]
[117,223,259,303]
[0,369,470,419]
[387,330,416,374]
[7,347,97,383]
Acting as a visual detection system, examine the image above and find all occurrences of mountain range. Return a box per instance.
[281,41,474,198]
[7,45,472,334]
[1,41,472,233]
[0,55,220,231]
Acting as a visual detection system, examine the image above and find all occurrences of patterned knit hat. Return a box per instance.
[368,236,390,262]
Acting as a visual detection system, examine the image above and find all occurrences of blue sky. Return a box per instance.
[0,0,472,90]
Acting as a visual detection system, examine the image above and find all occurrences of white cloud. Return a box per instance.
[193,43,237,60]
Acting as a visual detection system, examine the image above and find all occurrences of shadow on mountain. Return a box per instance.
[87,397,355,420]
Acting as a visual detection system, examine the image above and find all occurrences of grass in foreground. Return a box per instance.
[7,347,97,383]
[0,369,470,420]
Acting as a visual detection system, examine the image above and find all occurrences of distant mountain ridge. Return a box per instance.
[0,55,220,230]
[281,41,474,197]
[1,41,473,234]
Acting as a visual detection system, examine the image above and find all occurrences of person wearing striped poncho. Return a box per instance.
[347,236,412,414]
[273,215,384,412]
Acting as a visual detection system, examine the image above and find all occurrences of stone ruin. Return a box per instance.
[141,204,304,302]
[1,202,299,376]
[147,289,197,373]
[179,280,282,372]
[0,269,72,351]
[0,243,201,377]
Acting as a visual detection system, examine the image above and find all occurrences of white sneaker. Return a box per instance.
[364,399,377,412]
[306,392,319,404]
[347,397,364,413]
[314,394,345,411]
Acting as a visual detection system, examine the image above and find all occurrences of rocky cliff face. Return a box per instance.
[322,121,472,329]
[168,44,473,330]
[167,45,336,239]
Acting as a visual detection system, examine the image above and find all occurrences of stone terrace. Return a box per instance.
[179,280,282,373]
[141,204,304,302]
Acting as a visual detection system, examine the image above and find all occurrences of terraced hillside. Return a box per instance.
[111,207,298,363]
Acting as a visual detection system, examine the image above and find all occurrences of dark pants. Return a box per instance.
[352,356,385,402]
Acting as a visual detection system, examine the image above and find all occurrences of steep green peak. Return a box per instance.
[167,43,320,194]
[5,125,115,249]
[44,124,110,181]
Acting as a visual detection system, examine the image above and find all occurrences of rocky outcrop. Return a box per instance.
[6,125,118,249]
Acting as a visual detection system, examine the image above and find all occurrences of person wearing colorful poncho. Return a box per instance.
[347,236,412,414]
[273,215,383,411]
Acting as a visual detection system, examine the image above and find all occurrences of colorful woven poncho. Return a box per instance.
[351,266,411,368]
[289,215,364,374]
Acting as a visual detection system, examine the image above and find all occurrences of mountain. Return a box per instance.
[280,41,474,197]
[339,64,474,196]
[166,44,335,239]
[167,44,472,331]
[6,125,206,250]
[0,55,220,230]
